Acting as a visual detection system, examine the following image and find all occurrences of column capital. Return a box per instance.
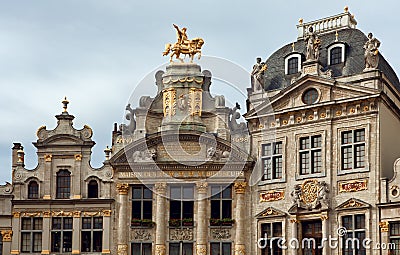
[289,216,299,224]
[234,244,246,255]
[117,244,128,255]
[196,182,208,193]
[234,182,247,194]
[155,244,166,255]
[379,221,389,232]
[116,183,129,195]
[196,245,207,255]
[154,182,167,193]
[320,212,329,221]
[1,230,12,242]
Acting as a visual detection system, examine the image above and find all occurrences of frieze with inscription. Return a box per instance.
[339,180,368,193]
[259,190,285,202]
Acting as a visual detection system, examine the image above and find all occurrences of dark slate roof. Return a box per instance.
[263,28,400,91]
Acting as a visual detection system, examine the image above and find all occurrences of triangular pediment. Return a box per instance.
[246,75,379,118]
[336,198,371,211]
[256,207,286,219]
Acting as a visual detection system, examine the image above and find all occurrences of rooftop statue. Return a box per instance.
[163,24,204,63]
[304,27,321,61]
[364,32,381,70]
[251,57,267,91]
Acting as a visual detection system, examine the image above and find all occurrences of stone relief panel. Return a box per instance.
[131,229,152,241]
[210,229,231,240]
[169,228,193,241]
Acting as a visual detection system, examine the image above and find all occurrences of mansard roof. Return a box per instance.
[263,28,400,92]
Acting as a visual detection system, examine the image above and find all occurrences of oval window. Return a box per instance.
[302,88,319,105]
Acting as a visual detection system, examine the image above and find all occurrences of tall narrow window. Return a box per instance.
[260,222,283,255]
[211,242,231,255]
[132,243,152,255]
[169,185,194,227]
[21,217,42,253]
[390,222,400,255]
[287,57,299,75]
[211,185,232,226]
[330,47,343,65]
[88,180,99,198]
[169,243,193,255]
[342,214,366,255]
[81,217,103,252]
[341,129,366,170]
[299,135,322,175]
[131,185,153,227]
[56,170,71,199]
[28,181,39,199]
[51,217,72,253]
[262,142,283,181]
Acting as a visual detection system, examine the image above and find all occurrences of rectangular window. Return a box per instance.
[341,129,366,170]
[169,243,193,255]
[330,47,343,65]
[81,217,103,252]
[390,222,400,255]
[211,185,232,226]
[51,217,72,253]
[132,243,152,255]
[211,242,232,255]
[341,214,366,255]
[299,135,322,175]
[287,57,299,75]
[131,185,153,226]
[260,222,283,255]
[21,217,42,253]
[169,185,194,227]
[262,142,283,181]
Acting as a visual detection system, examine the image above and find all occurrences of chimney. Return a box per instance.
[12,143,22,168]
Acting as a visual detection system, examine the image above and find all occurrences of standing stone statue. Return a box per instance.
[251,57,267,91]
[304,27,321,61]
[364,32,381,70]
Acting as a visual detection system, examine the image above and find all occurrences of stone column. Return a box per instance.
[11,212,20,254]
[71,211,81,254]
[289,216,298,255]
[196,182,208,255]
[116,183,129,255]
[102,210,112,254]
[234,182,247,255]
[41,211,52,255]
[154,183,167,255]
[1,229,13,255]
[321,212,329,255]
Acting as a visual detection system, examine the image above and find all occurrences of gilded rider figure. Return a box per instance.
[173,24,188,45]
[364,32,381,70]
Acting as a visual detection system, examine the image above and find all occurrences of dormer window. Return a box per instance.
[328,43,346,65]
[285,53,302,75]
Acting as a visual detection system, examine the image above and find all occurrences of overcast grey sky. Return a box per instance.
[0,1,399,183]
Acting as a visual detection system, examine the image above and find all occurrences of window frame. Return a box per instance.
[28,180,39,199]
[285,53,302,75]
[210,242,232,255]
[131,243,152,255]
[51,217,73,253]
[340,214,366,255]
[56,170,71,199]
[169,185,194,227]
[338,126,369,175]
[210,185,233,226]
[87,179,99,198]
[338,210,369,255]
[21,217,43,253]
[169,242,193,255]
[327,43,346,65]
[260,221,283,255]
[299,134,322,175]
[131,185,153,226]
[389,222,400,254]
[259,138,286,185]
[261,142,283,181]
[81,217,103,252]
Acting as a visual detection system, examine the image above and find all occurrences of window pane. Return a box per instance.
[22,218,31,230]
[273,157,283,178]
[171,187,181,200]
[51,232,61,252]
[300,137,310,150]
[342,216,353,230]
[273,222,282,237]
[274,142,282,154]
[355,215,365,229]
[133,187,142,199]
[262,158,272,180]
[312,150,322,173]
[183,243,193,255]
[169,243,180,255]
[355,129,365,142]
[342,131,352,144]
[288,57,299,75]
[182,201,194,219]
[93,217,103,229]
[312,135,322,148]
[170,201,181,219]
[21,233,31,252]
[391,223,400,236]
[330,47,342,65]
[211,186,220,198]
[342,147,352,170]
[52,218,62,230]
[355,145,365,168]
[132,201,142,219]
[33,232,42,252]
[263,144,271,156]
[211,200,220,219]
[211,243,220,255]
[63,231,72,252]
[64,218,73,229]
[183,186,194,199]
[222,201,232,219]
[132,243,140,255]
[142,201,152,220]
[82,218,92,229]
[222,243,231,255]
[81,231,91,252]
[143,187,152,199]
[34,218,43,230]
[93,231,102,252]
[222,186,232,199]
[300,152,310,174]
[143,243,152,255]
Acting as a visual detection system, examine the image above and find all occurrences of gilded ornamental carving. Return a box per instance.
[259,190,285,202]
[291,180,329,210]
[1,230,12,242]
[234,182,247,194]
[339,180,368,193]
[116,183,129,195]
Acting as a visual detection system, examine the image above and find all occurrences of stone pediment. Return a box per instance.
[336,198,370,211]
[256,207,286,219]
[111,131,251,166]
[246,76,378,118]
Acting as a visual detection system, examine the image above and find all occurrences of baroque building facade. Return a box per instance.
[2,7,400,255]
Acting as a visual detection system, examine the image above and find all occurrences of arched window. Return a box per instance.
[88,180,99,198]
[28,181,39,199]
[56,170,71,199]
[285,53,302,75]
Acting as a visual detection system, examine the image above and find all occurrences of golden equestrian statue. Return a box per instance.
[163,24,204,63]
